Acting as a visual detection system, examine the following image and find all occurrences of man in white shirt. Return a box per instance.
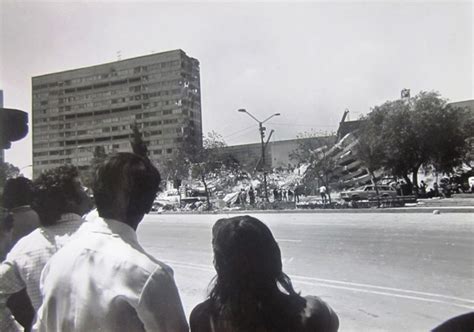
[36,152,188,332]
[319,185,328,204]
[0,165,92,331]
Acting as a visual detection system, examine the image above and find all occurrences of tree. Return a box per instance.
[82,146,107,188]
[190,131,234,210]
[365,91,472,191]
[290,131,336,199]
[290,131,334,165]
[354,117,386,205]
[303,147,337,203]
[130,122,148,158]
[0,162,20,189]
[426,103,473,173]
[161,121,203,190]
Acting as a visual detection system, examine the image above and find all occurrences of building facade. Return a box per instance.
[32,49,201,177]
[221,136,335,171]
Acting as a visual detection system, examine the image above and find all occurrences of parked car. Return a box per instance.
[340,185,397,201]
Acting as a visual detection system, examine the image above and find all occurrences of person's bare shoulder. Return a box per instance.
[301,295,339,332]
[190,299,212,332]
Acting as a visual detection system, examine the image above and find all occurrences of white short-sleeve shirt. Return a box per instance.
[36,216,188,332]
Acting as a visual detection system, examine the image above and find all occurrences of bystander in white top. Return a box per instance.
[35,214,188,332]
[0,213,84,331]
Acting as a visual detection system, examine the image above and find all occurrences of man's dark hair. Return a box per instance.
[32,165,83,226]
[2,177,34,209]
[92,153,161,223]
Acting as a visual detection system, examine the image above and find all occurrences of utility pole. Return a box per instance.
[238,109,280,202]
[259,122,269,202]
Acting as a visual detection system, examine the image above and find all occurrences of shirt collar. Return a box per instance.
[86,214,138,245]
[57,213,83,224]
[10,205,33,213]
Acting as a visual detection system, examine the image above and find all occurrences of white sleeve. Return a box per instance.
[136,266,189,332]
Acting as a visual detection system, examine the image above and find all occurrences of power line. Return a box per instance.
[222,124,256,139]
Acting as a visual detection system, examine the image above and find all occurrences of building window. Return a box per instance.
[166,148,172,154]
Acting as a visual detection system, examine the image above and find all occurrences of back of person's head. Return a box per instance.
[210,215,301,330]
[2,177,34,210]
[212,216,284,291]
[92,152,161,225]
[33,165,91,226]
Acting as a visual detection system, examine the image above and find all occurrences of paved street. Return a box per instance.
[137,212,473,331]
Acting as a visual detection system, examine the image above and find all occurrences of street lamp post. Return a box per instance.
[238,109,280,202]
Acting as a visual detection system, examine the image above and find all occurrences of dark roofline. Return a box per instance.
[32,49,196,79]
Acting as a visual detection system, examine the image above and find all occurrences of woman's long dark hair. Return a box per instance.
[209,215,305,331]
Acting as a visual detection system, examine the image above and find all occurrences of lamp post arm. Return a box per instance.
[242,110,261,123]
[261,113,279,124]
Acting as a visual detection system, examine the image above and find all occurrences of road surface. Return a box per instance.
[137,212,474,331]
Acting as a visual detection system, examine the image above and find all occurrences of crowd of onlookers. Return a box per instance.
[1,153,472,331]
[0,153,339,331]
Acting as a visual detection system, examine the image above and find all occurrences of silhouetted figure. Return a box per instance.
[419,181,427,196]
[190,215,339,332]
[248,187,255,206]
[1,177,40,256]
[288,189,294,202]
[433,182,440,197]
[395,181,402,196]
[273,188,279,202]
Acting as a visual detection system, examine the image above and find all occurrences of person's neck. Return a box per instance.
[108,215,141,231]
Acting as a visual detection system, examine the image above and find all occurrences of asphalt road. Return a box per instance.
[137,212,474,331]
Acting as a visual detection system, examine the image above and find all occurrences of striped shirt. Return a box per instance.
[0,213,84,330]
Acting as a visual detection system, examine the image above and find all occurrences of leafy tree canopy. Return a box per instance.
[0,162,20,189]
[362,91,472,188]
[130,122,148,158]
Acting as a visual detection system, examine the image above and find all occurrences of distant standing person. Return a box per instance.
[190,215,339,331]
[320,185,328,204]
[248,187,255,206]
[288,188,294,202]
[294,185,303,203]
[395,181,402,196]
[239,188,247,209]
[433,182,440,197]
[420,180,427,195]
[36,153,188,332]
[273,187,279,202]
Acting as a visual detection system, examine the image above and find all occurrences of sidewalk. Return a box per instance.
[153,194,474,215]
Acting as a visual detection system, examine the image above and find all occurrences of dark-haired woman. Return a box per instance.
[190,215,339,332]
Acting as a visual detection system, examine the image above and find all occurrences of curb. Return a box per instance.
[152,207,474,215]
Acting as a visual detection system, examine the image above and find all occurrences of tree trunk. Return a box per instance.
[201,174,211,210]
[412,166,420,196]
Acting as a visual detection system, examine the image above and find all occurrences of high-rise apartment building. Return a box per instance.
[32,49,202,178]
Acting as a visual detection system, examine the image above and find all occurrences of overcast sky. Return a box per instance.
[1,0,472,178]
